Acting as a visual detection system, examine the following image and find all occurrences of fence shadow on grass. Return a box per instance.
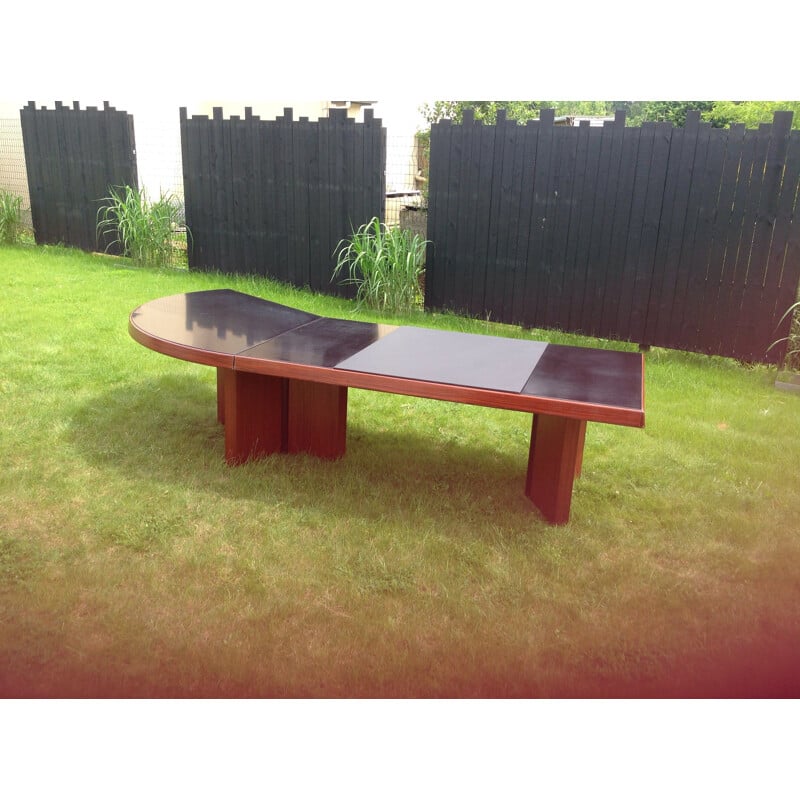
[66,374,543,535]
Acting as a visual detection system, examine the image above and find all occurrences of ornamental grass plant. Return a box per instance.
[96,185,185,268]
[333,216,427,314]
[0,189,24,245]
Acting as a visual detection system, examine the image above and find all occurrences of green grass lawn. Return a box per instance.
[1,244,799,698]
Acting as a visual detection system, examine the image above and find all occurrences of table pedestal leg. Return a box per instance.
[219,369,347,464]
[220,368,287,464]
[525,415,587,525]
[287,379,347,460]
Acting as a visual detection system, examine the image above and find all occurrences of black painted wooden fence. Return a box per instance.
[20,101,138,253]
[180,106,386,294]
[425,108,800,365]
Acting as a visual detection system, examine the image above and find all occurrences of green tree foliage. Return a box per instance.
[621,101,715,126]
[702,101,800,129]
[420,101,548,124]
[420,100,799,129]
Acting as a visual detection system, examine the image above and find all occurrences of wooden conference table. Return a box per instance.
[129,289,645,525]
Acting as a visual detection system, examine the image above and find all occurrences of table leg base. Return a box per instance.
[220,369,587,524]
[287,379,347,460]
[219,369,347,464]
[525,415,587,525]
[221,368,287,464]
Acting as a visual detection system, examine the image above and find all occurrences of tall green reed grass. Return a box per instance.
[96,185,185,267]
[0,189,24,245]
[332,217,427,314]
[768,299,800,372]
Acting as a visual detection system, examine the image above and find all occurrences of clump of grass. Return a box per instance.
[782,301,800,372]
[768,299,800,372]
[332,216,427,314]
[96,185,186,267]
[0,189,25,245]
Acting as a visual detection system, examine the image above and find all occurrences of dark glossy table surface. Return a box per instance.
[130,289,644,414]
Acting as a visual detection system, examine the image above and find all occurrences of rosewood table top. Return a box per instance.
[129,289,645,428]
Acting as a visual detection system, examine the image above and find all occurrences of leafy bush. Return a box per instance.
[332,217,427,314]
[0,189,24,245]
[97,185,185,267]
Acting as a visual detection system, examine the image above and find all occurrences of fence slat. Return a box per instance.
[648,111,702,347]
[599,111,637,338]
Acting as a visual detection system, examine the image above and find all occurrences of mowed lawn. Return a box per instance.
[1,244,799,698]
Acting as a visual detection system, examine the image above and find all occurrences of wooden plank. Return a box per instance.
[533,111,566,328]
[558,122,592,333]
[733,114,794,361]
[200,113,217,271]
[693,124,746,354]
[37,104,57,245]
[329,108,347,290]
[629,122,672,345]
[566,121,603,334]
[328,109,350,292]
[87,105,112,253]
[373,110,387,222]
[65,103,96,252]
[707,125,760,357]
[210,108,226,270]
[62,103,85,250]
[521,110,554,327]
[222,111,239,272]
[483,111,514,316]
[534,114,561,327]
[315,110,330,291]
[258,117,276,277]
[480,109,503,315]
[671,120,716,352]
[726,123,771,360]
[442,114,468,314]
[303,116,322,290]
[241,112,258,274]
[468,117,495,317]
[424,118,452,310]
[50,103,71,246]
[48,103,68,245]
[510,120,539,324]
[293,111,311,288]
[545,124,582,333]
[575,121,609,335]
[188,114,212,270]
[450,109,478,315]
[226,115,243,271]
[648,111,702,348]
[19,102,44,244]
[273,110,291,283]
[599,111,637,339]
[581,118,621,336]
